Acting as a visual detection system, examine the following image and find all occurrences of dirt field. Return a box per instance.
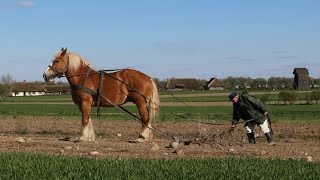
[0,117,319,162]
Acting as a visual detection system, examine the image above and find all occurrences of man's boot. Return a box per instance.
[247,132,256,144]
[265,132,275,145]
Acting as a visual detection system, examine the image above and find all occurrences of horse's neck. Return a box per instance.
[66,64,92,86]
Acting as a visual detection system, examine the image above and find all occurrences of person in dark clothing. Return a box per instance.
[228,91,274,145]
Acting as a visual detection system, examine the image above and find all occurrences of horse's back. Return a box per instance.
[101,69,155,104]
[106,68,145,80]
[118,69,155,93]
[121,69,152,83]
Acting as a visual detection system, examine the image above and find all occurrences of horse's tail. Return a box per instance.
[149,78,160,121]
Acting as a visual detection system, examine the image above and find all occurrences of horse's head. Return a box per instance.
[43,48,69,82]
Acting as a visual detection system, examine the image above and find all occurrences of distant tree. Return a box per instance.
[0,73,15,101]
[268,77,284,90]
[279,77,294,89]
[250,78,267,89]
[0,84,7,101]
[267,77,291,90]
[220,76,313,90]
[222,76,238,89]
[241,77,252,89]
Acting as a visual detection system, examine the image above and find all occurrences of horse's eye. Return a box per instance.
[54,60,59,63]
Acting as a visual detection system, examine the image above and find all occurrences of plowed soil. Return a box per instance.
[0,117,319,161]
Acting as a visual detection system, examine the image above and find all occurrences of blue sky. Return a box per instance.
[1,0,320,82]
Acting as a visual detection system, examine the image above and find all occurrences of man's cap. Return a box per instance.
[228,92,238,100]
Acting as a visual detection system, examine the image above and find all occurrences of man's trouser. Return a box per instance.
[245,119,273,143]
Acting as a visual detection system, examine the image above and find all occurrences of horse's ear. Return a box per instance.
[61,47,64,51]
[60,48,67,57]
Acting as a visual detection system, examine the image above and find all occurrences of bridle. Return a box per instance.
[47,58,69,78]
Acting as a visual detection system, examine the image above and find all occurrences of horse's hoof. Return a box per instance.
[138,134,152,141]
[79,136,95,142]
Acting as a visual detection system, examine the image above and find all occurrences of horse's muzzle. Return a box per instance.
[43,72,55,82]
[43,73,49,82]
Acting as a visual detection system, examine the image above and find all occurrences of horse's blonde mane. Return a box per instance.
[53,51,95,72]
[68,52,92,70]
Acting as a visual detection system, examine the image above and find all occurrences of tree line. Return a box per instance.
[155,76,320,90]
[1,74,320,100]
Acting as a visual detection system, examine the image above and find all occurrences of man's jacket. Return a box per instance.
[232,92,267,125]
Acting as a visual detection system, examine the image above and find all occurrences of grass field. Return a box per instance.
[1,101,320,122]
[0,153,319,179]
[1,90,315,102]
[1,91,320,179]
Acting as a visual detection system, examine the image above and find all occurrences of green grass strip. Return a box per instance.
[0,152,319,179]
[1,104,320,122]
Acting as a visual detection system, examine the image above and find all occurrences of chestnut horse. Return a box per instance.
[43,48,160,142]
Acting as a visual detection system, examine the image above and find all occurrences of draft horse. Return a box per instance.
[43,48,160,142]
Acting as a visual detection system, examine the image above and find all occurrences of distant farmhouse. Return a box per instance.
[203,78,224,90]
[166,78,200,91]
[11,82,70,96]
[293,68,310,90]
[12,82,44,96]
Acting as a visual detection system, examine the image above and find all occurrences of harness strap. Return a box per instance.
[96,71,105,119]
[71,70,106,119]
[70,85,98,96]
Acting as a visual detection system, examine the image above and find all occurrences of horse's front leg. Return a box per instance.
[79,102,95,142]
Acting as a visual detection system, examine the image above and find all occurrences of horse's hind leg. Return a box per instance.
[135,101,153,142]
[79,103,95,141]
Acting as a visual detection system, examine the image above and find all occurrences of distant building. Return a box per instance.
[165,78,200,91]
[12,82,44,96]
[11,82,71,96]
[293,68,310,90]
[203,78,224,90]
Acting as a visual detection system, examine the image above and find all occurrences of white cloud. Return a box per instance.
[16,1,36,8]
[224,56,257,63]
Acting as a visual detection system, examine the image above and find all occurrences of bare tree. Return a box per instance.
[0,73,15,101]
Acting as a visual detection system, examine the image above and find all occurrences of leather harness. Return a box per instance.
[70,67,104,118]
[69,68,133,119]
[67,67,163,136]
